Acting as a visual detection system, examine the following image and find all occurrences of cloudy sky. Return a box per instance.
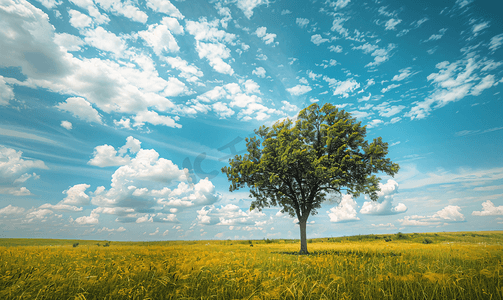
[1,0,502,241]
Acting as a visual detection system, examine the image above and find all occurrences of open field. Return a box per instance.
[1,231,502,299]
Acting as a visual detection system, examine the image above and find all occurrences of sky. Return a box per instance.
[0,0,502,241]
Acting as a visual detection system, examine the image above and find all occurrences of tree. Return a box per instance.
[221,103,399,254]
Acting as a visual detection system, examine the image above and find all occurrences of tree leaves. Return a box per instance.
[221,103,399,219]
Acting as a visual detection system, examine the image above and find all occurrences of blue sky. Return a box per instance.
[0,0,502,241]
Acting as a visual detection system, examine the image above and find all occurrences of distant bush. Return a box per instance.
[396,232,407,239]
[423,238,433,244]
[103,243,110,247]
[263,238,274,244]
[384,237,392,242]
[72,243,79,247]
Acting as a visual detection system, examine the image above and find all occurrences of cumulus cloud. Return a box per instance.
[75,211,99,225]
[139,21,180,55]
[0,146,47,196]
[472,200,503,216]
[324,77,360,97]
[328,45,343,53]
[1,3,191,128]
[384,18,401,30]
[255,27,277,45]
[406,56,498,120]
[489,33,503,52]
[94,0,148,23]
[146,0,184,19]
[0,76,15,106]
[311,34,329,45]
[195,41,234,75]
[327,194,360,222]
[236,0,268,19]
[398,205,465,226]
[68,9,93,29]
[381,84,401,93]
[196,204,266,228]
[353,43,395,68]
[296,18,309,28]
[55,97,103,124]
[84,26,126,55]
[252,67,266,78]
[163,56,203,83]
[60,121,73,130]
[88,137,220,218]
[0,205,26,215]
[392,68,412,81]
[360,180,407,215]
[286,85,312,96]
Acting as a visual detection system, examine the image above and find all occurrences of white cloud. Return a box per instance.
[195,41,234,75]
[146,0,184,19]
[456,0,473,8]
[68,9,92,29]
[90,139,220,213]
[94,0,148,23]
[84,26,126,54]
[489,33,503,52]
[197,204,266,227]
[252,67,266,78]
[26,208,54,220]
[163,56,203,83]
[186,18,236,44]
[54,33,85,52]
[398,205,465,226]
[139,21,180,55]
[366,119,383,128]
[0,76,15,106]
[61,183,91,205]
[236,0,268,19]
[55,97,103,124]
[384,18,401,30]
[0,146,47,196]
[471,75,495,96]
[89,145,130,167]
[327,194,360,222]
[360,180,407,215]
[424,28,448,42]
[281,9,291,15]
[286,85,312,96]
[406,56,498,120]
[34,0,61,9]
[471,21,490,36]
[472,200,503,216]
[353,43,395,68]
[255,27,277,45]
[311,34,329,45]
[133,110,182,128]
[281,101,298,112]
[392,68,412,81]
[328,0,351,10]
[296,18,309,28]
[328,45,343,53]
[0,205,26,215]
[381,83,401,93]
[75,211,99,225]
[324,77,360,98]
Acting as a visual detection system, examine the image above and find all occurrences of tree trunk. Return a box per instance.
[299,219,308,254]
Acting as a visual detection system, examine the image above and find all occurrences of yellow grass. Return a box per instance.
[0,231,502,299]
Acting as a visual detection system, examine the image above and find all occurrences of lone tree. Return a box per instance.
[221,103,399,254]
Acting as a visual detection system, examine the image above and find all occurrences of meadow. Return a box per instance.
[0,231,501,299]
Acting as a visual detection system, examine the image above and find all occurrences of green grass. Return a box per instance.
[0,231,501,299]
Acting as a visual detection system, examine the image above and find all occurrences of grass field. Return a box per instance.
[1,231,502,299]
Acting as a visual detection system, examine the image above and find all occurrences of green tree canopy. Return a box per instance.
[221,103,399,254]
